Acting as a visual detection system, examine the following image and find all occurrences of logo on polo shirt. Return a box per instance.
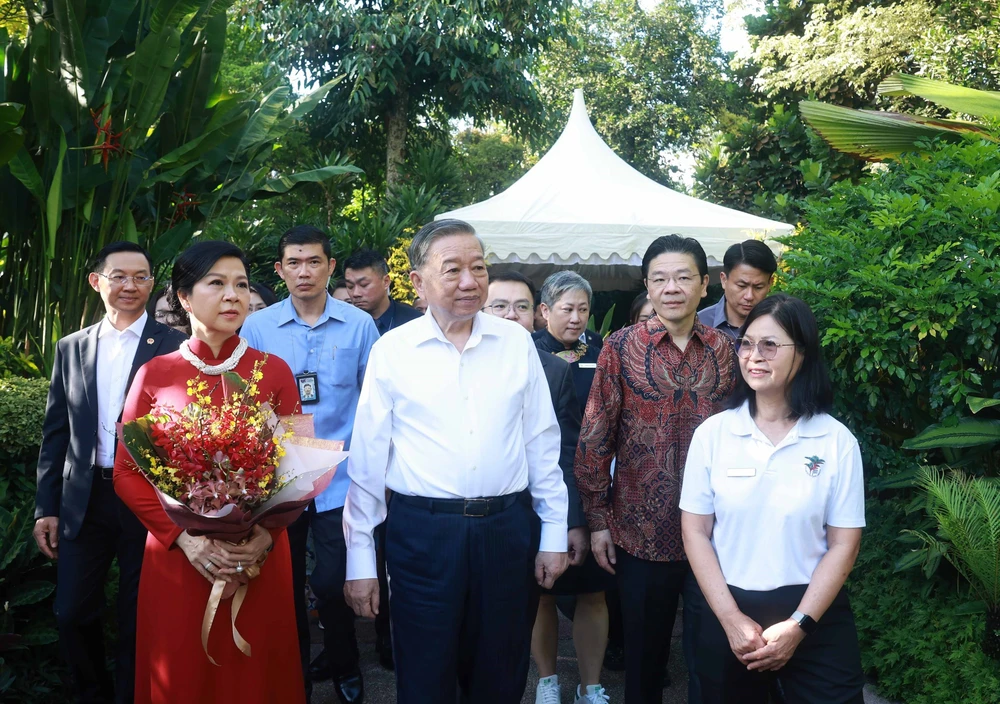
[805,456,825,477]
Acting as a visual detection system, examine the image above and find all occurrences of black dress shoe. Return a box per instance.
[375,634,395,671]
[333,672,364,704]
[308,649,331,682]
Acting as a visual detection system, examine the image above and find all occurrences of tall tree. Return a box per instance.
[535,0,731,186]
[264,0,572,189]
[692,0,999,220]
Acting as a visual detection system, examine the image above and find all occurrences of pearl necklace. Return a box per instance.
[179,337,249,375]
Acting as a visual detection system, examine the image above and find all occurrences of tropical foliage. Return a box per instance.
[261,0,572,188]
[0,0,357,369]
[801,74,1000,161]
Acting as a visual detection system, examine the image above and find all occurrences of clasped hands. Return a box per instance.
[722,611,805,672]
[177,524,273,595]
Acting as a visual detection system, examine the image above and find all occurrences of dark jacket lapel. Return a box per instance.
[79,323,100,417]
[126,318,174,393]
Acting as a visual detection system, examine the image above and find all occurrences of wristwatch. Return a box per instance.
[791,610,818,635]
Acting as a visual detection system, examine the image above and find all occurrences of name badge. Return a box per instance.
[727,467,756,478]
[579,362,597,369]
[296,371,320,405]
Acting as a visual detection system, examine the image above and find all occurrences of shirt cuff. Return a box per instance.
[346,546,378,581]
[539,521,569,553]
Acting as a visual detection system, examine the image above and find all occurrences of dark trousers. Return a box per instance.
[692,583,864,704]
[375,521,391,643]
[616,549,690,704]
[289,505,359,698]
[386,496,537,704]
[54,474,145,704]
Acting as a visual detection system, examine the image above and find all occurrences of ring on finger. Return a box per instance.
[204,561,214,571]
[236,561,244,573]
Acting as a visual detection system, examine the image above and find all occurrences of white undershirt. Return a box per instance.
[680,402,865,591]
[95,312,147,467]
[343,312,569,581]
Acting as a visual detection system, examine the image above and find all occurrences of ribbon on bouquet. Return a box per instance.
[200,564,261,666]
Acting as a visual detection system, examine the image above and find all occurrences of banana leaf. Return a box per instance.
[254,164,363,197]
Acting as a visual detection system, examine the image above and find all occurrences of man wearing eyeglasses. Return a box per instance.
[34,241,186,704]
[576,235,737,704]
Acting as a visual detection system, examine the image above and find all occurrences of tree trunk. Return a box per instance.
[984,609,1000,660]
[384,88,409,191]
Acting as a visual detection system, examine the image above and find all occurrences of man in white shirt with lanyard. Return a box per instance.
[343,219,570,704]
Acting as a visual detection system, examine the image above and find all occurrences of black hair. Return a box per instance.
[726,293,833,420]
[722,240,778,276]
[330,278,348,292]
[277,225,331,262]
[250,282,278,307]
[629,290,651,325]
[488,270,537,305]
[343,248,389,277]
[91,241,153,274]
[148,284,189,330]
[641,234,708,279]
[169,241,250,321]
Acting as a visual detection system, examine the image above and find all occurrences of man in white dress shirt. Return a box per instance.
[343,219,570,704]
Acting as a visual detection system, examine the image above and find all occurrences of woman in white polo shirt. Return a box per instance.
[679,294,865,704]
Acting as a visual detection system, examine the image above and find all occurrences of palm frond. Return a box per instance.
[799,101,993,161]
[917,468,1000,607]
[878,74,1000,120]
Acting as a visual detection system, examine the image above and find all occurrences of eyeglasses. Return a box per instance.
[736,337,797,360]
[483,302,533,315]
[97,273,155,287]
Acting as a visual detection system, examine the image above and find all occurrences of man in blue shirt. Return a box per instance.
[242,226,378,704]
[697,240,777,340]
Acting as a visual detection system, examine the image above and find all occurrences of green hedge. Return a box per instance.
[780,138,1000,478]
[853,497,1000,703]
[0,369,64,700]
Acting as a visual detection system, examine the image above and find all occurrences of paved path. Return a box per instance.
[311,614,898,703]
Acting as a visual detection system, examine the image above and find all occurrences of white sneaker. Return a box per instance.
[574,684,609,704]
[535,675,561,704]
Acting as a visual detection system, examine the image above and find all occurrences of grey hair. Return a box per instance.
[408,219,485,270]
[540,270,593,308]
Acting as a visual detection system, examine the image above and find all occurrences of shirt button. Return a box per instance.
[471,466,477,471]
[309,348,315,353]
[469,429,474,435]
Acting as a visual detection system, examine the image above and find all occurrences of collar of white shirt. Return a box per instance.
[729,401,830,443]
[403,310,506,349]
[98,311,148,340]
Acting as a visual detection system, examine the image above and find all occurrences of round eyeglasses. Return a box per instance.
[736,338,797,360]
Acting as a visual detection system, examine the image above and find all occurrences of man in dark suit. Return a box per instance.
[344,248,423,336]
[33,242,186,704]
[485,271,616,704]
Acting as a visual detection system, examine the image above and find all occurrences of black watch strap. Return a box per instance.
[791,610,818,635]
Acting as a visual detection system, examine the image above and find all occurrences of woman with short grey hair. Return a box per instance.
[530,270,616,704]
[534,271,600,417]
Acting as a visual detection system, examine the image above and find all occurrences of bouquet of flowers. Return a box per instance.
[118,360,348,664]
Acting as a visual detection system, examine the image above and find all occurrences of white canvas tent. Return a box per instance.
[436,89,794,290]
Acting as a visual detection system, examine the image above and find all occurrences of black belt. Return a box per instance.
[394,493,519,517]
[94,465,114,480]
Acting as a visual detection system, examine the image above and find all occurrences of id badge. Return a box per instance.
[296,371,320,404]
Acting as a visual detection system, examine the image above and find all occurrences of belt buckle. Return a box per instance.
[101,466,114,480]
[463,498,489,517]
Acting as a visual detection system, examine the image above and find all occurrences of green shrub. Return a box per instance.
[853,497,1000,703]
[0,367,64,700]
[780,139,1000,478]
[0,377,50,509]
